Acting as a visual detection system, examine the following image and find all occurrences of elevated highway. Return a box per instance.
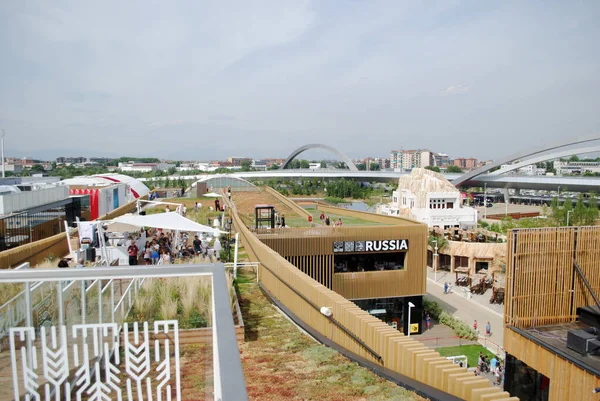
[139,170,600,193]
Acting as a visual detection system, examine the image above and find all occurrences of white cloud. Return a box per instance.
[444,85,470,95]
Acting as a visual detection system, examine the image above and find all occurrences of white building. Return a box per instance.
[118,162,175,172]
[554,160,600,175]
[379,168,477,229]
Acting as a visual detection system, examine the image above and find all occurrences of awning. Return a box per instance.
[105,213,224,234]
[204,192,223,198]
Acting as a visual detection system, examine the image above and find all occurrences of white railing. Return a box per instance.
[0,263,248,401]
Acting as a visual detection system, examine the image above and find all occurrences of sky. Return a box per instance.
[1,1,599,161]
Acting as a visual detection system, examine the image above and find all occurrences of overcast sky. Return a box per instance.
[1,1,599,161]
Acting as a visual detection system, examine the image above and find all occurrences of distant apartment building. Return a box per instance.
[390,150,403,169]
[402,150,434,170]
[227,157,251,166]
[497,163,545,176]
[56,156,87,164]
[554,160,600,175]
[432,153,450,168]
[452,157,478,171]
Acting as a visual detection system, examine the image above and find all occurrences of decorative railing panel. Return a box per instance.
[9,320,180,401]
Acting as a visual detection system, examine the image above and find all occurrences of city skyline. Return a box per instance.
[1,2,599,160]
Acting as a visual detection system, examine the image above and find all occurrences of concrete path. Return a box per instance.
[426,276,505,356]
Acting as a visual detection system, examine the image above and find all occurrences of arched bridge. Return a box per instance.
[452,135,600,186]
[282,143,359,172]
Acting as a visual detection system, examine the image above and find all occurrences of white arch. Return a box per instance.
[452,136,600,186]
[282,143,359,172]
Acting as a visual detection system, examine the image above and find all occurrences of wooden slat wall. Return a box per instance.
[230,198,515,401]
[505,328,600,401]
[506,227,600,328]
[258,224,427,299]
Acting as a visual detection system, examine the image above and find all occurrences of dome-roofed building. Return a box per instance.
[380,168,477,229]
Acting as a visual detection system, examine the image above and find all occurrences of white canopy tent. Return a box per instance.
[204,192,223,198]
[105,212,225,234]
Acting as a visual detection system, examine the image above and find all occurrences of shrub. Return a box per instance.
[423,297,443,320]
[439,311,477,340]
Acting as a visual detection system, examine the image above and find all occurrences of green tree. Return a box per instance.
[586,192,599,224]
[31,164,44,173]
[300,160,310,169]
[425,166,441,173]
[268,164,280,170]
[369,162,381,171]
[320,161,327,168]
[446,165,463,173]
[357,163,367,171]
[569,155,580,162]
[241,159,252,171]
[573,194,587,226]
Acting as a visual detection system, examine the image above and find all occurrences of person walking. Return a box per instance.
[194,202,199,212]
[281,215,286,228]
[325,216,331,226]
[444,282,449,294]
[473,320,478,333]
[486,321,491,336]
[425,313,431,331]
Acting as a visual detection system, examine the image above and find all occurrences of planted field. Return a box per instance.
[235,266,427,400]
[232,190,303,227]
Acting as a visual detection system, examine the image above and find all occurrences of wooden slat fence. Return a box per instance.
[505,227,600,328]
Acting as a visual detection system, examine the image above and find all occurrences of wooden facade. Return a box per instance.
[257,225,427,299]
[505,227,600,329]
[505,328,600,401]
[504,227,600,400]
[230,195,516,400]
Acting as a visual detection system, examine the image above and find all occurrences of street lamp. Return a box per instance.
[484,183,487,220]
[432,240,438,282]
[407,302,415,337]
[1,129,5,178]
[567,210,573,227]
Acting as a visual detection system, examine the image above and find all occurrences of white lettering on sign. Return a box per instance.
[359,240,409,253]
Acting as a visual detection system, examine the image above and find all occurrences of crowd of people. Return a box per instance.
[134,230,222,265]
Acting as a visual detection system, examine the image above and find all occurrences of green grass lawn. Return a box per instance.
[284,206,384,227]
[435,345,500,368]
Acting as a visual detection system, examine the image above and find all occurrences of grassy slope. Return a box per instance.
[235,266,427,401]
[286,207,384,227]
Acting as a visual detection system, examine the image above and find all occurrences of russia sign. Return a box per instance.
[333,239,409,253]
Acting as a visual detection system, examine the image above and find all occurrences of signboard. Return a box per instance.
[333,239,408,253]
[410,323,419,334]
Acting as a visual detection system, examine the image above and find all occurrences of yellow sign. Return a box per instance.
[410,323,419,333]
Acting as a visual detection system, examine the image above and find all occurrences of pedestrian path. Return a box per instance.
[426,273,505,356]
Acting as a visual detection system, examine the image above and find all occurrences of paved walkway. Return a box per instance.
[427,269,504,316]
[426,272,505,356]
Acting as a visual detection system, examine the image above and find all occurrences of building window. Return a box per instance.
[505,354,549,401]
[447,201,453,209]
